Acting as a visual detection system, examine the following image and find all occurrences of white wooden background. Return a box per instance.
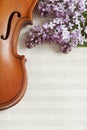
[0,13,87,130]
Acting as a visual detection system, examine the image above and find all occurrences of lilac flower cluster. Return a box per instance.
[38,0,87,17]
[25,0,87,53]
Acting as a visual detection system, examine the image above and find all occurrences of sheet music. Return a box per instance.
[0,15,87,130]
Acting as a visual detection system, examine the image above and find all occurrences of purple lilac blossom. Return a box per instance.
[25,0,87,53]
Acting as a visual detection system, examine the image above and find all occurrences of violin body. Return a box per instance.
[0,0,38,110]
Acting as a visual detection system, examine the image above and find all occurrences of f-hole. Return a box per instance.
[0,11,21,40]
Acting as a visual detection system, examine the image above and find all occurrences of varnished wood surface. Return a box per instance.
[0,0,38,110]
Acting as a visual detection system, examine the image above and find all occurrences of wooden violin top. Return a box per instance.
[0,0,38,110]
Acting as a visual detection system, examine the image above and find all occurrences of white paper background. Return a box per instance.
[0,13,87,130]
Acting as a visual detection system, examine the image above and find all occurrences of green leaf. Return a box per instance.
[82,11,87,18]
[78,42,87,47]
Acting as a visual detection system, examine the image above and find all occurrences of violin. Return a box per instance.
[0,0,38,110]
